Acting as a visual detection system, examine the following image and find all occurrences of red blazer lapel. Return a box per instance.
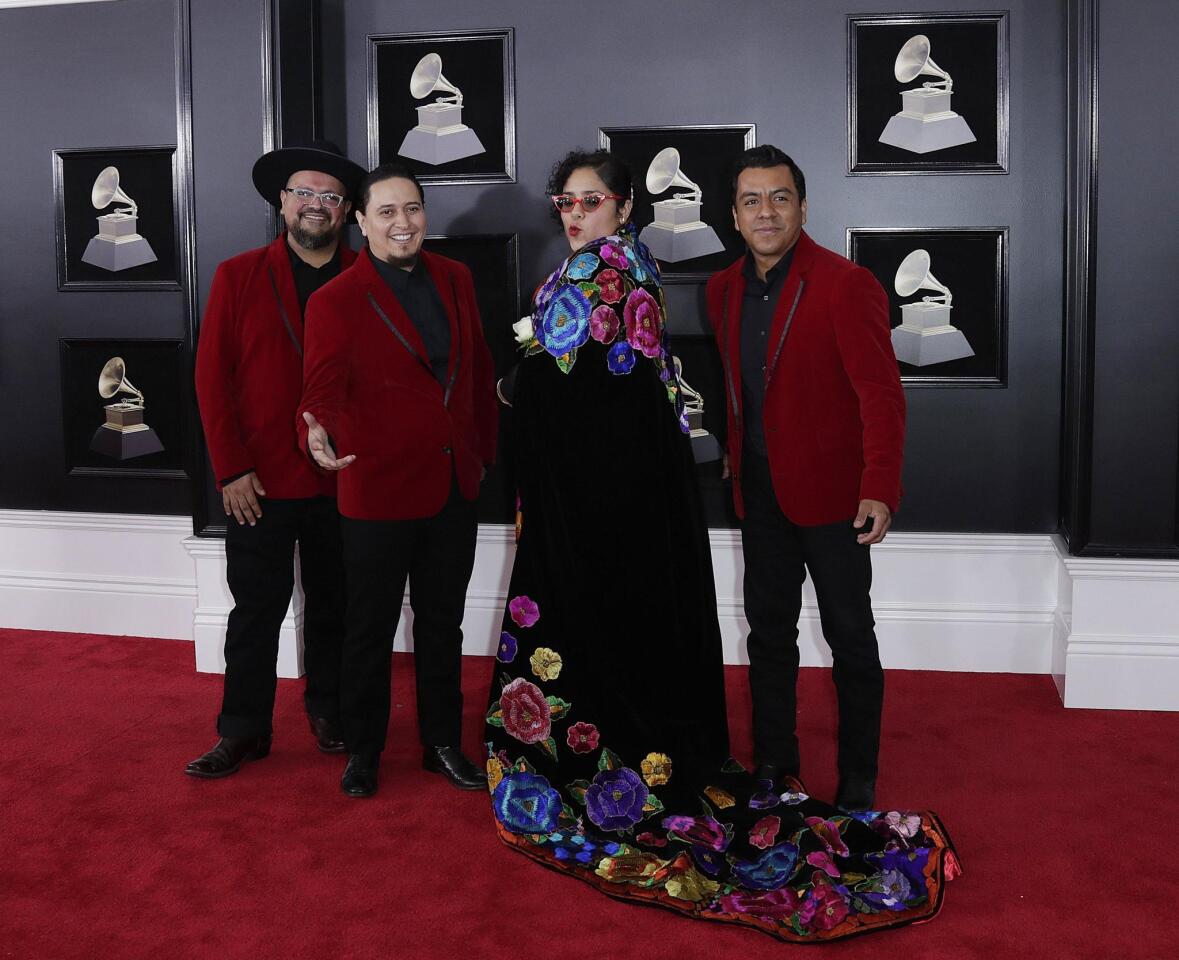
[354,248,436,373]
[764,231,817,387]
[265,234,306,349]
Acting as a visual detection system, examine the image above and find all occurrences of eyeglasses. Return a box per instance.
[551,192,624,213]
[283,187,346,209]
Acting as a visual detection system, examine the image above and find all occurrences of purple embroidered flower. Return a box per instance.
[798,881,851,931]
[509,595,540,628]
[595,268,625,304]
[492,770,562,834]
[805,817,850,857]
[585,767,647,832]
[566,251,600,280]
[806,850,842,878]
[606,342,635,375]
[496,631,518,663]
[859,868,912,912]
[539,284,592,358]
[534,268,562,310]
[623,288,663,358]
[730,842,800,891]
[661,814,729,852]
[864,848,930,892]
[749,815,781,850]
[599,241,630,271]
[689,845,725,877]
[881,811,922,838]
[499,677,551,744]
[589,305,619,344]
[749,790,781,810]
[565,721,599,754]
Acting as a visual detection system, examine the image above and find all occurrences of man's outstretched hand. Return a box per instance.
[303,411,356,472]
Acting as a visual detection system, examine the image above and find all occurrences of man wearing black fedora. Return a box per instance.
[188,141,365,779]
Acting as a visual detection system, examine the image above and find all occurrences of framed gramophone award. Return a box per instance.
[59,339,188,478]
[53,146,181,290]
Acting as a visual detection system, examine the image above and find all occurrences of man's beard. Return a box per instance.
[379,250,418,269]
[287,212,336,250]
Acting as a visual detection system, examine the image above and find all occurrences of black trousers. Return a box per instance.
[740,452,883,780]
[338,482,478,755]
[218,496,345,738]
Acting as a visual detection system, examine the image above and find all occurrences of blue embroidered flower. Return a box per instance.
[585,767,647,832]
[566,252,600,281]
[607,342,636,375]
[496,631,518,663]
[730,842,800,891]
[539,284,592,358]
[633,239,660,283]
[864,848,930,892]
[689,845,726,877]
[492,770,562,834]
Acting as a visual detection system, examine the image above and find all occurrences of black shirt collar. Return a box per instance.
[371,251,425,292]
[742,246,795,289]
[286,239,340,275]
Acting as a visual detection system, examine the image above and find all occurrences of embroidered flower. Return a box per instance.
[539,285,592,358]
[593,851,663,882]
[529,646,563,682]
[661,815,729,852]
[607,342,636,375]
[509,595,540,628]
[806,850,842,878]
[730,842,800,891]
[595,268,625,304]
[864,848,930,892]
[566,252,600,280]
[566,721,599,754]
[589,305,619,344]
[798,880,851,931]
[623,288,663,358]
[640,752,672,787]
[492,770,562,834]
[585,767,648,832]
[635,831,668,848]
[664,867,720,903]
[702,786,735,809]
[499,677,551,744]
[716,887,799,920]
[860,868,912,911]
[781,789,809,805]
[749,790,781,810]
[805,817,851,857]
[496,631,518,663]
[633,240,659,283]
[881,811,922,838]
[486,755,505,792]
[689,846,725,877]
[599,241,630,271]
[749,815,781,850]
[535,268,562,306]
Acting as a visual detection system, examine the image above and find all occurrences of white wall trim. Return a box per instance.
[2,510,1178,710]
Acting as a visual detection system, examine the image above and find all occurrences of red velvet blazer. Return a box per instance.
[194,233,357,499]
[297,248,498,521]
[705,231,905,525]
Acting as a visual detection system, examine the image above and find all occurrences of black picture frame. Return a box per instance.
[423,233,520,524]
[847,227,1008,386]
[598,125,755,282]
[59,338,188,479]
[368,29,516,185]
[848,12,1009,175]
[53,146,181,290]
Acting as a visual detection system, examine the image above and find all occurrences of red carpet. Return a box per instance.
[2,626,1177,959]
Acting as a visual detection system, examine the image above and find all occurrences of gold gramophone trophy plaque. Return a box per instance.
[89,357,165,460]
[397,52,486,165]
[639,148,725,262]
[674,357,722,463]
[80,166,158,272]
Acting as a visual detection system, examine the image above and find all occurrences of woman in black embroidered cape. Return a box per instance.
[484,150,958,943]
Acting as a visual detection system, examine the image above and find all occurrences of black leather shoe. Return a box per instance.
[835,775,876,813]
[422,745,487,791]
[341,753,380,797]
[185,735,271,779]
[753,761,800,792]
[308,715,346,754]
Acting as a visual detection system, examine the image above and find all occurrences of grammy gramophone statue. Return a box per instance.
[639,148,725,262]
[890,249,974,366]
[673,357,722,463]
[89,357,165,460]
[397,52,486,165]
[877,35,976,154]
[80,167,159,272]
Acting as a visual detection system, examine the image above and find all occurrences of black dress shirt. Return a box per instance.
[286,242,342,312]
[739,247,795,457]
[372,254,452,386]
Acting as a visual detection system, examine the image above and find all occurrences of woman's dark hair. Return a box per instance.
[730,145,806,203]
[357,161,424,213]
[545,149,633,223]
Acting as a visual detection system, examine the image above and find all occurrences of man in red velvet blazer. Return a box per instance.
[187,141,364,780]
[298,163,498,798]
[706,145,905,812]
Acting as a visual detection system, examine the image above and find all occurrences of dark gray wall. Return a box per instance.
[330,0,1067,532]
[1086,0,1179,550]
[0,0,188,515]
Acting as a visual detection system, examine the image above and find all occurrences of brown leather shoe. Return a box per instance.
[307,715,345,753]
[184,735,271,779]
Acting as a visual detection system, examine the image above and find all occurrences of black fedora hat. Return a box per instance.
[251,139,366,206]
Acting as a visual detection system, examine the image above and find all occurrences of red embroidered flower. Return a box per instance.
[635,831,668,848]
[798,880,850,931]
[749,815,781,850]
[595,268,624,305]
[509,595,540,628]
[804,816,850,857]
[806,850,841,878]
[566,721,600,753]
[589,305,619,344]
[623,288,662,358]
[499,677,551,744]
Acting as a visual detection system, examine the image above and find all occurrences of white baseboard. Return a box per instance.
[2,510,1177,710]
